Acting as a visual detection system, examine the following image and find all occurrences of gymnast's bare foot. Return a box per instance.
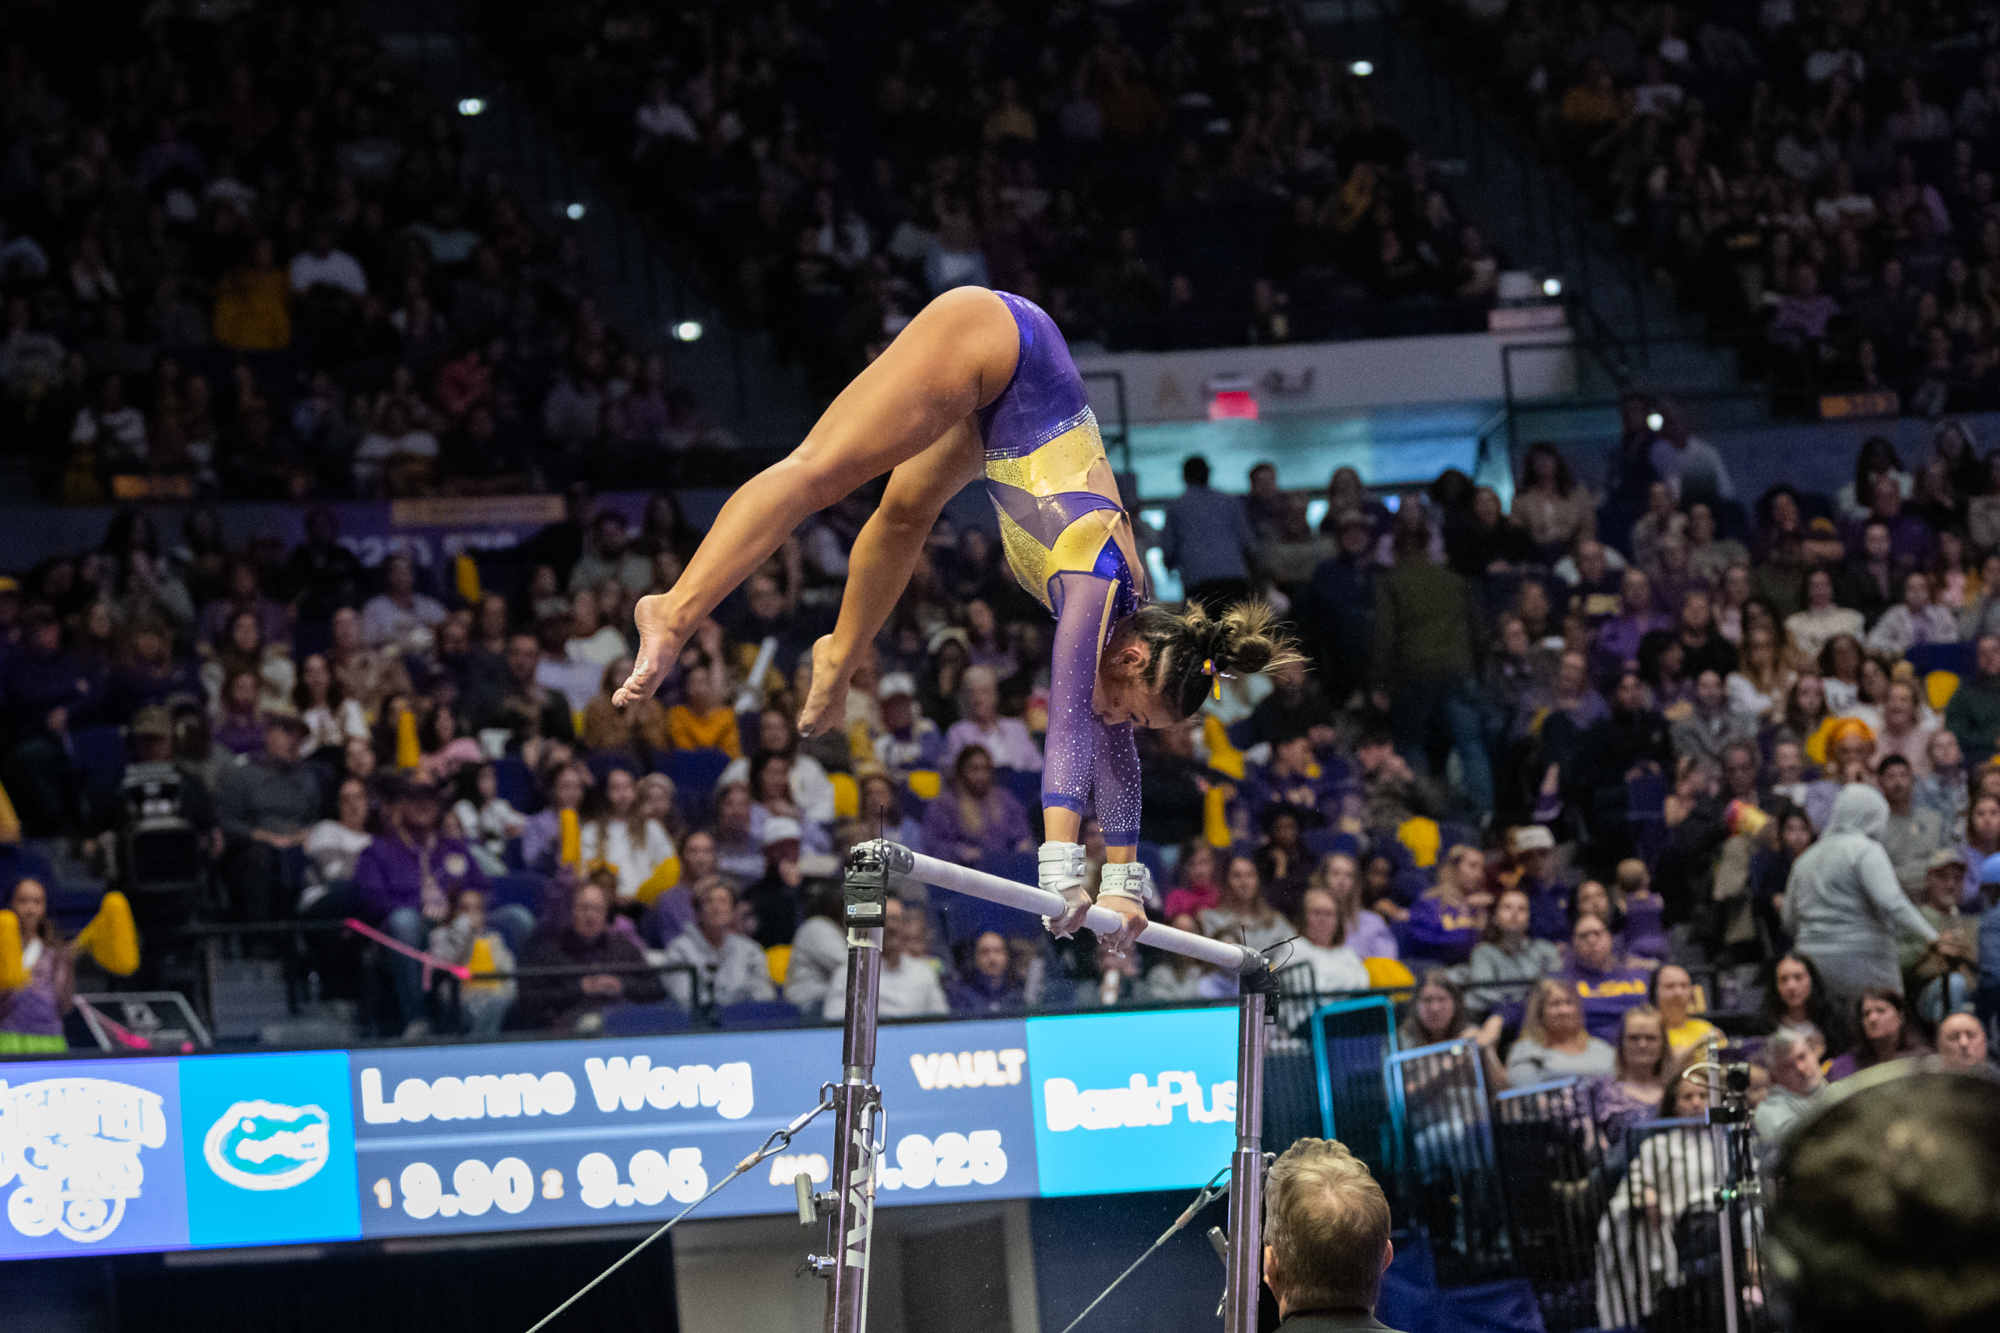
[796,636,851,738]
[613,594,684,706]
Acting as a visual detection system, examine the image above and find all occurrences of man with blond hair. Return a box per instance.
[1262,1138,1404,1333]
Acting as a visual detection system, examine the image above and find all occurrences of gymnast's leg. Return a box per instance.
[798,419,985,736]
[613,286,1020,706]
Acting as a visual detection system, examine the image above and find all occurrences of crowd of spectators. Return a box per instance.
[1429,0,2000,412]
[0,0,725,508]
[488,0,1504,390]
[4,391,2000,1108]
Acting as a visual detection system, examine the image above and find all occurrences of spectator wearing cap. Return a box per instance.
[1159,456,1258,612]
[921,744,1034,869]
[215,711,323,928]
[567,511,652,599]
[356,777,507,1036]
[872,673,940,777]
[942,666,1043,773]
[1946,635,2000,766]
[742,816,806,947]
[662,878,776,1010]
[1503,824,1573,942]
[513,876,666,1032]
[1303,509,1378,708]
[2,604,93,836]
[1879,755,1950,900]
[1903,847,1978,1024]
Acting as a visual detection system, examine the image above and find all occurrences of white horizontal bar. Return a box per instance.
[898,848,1263,974]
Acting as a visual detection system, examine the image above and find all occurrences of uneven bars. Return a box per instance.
[868,841,1265,974]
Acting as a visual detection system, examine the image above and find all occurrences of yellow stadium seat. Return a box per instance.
[1928,670,1960,712]
[1397,817,1441,870]
[831,772,860,820]
[765,944,792,986]
[909,770,942,801]
[1364,956,1415,992]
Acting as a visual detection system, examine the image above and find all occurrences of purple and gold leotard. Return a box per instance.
[977,291,1149,847]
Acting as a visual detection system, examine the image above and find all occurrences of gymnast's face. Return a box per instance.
[1094,638,1171,729]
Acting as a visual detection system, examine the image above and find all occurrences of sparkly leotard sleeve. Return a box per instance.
[976,291,1149,847]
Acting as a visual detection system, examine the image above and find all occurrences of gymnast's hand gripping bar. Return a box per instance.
[863,841,1268,976]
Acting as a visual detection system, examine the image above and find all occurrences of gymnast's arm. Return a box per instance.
[1040,572,1136,863]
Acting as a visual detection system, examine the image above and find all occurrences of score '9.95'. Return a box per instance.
[375,1149,708,1221]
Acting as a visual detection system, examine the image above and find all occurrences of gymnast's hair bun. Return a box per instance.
[1210,601,1295,676]
[1130,599,1303,720]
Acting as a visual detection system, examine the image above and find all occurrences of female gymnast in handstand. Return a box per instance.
[613,287,1295,949]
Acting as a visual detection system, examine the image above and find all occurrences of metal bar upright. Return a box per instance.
[1224,980,1273,1333]
[818,845,889,1333]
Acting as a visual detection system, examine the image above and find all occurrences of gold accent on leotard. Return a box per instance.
[986,407,1147,610]
[983,411,1109,497]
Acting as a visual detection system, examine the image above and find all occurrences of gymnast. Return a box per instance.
[614,287,1296,951]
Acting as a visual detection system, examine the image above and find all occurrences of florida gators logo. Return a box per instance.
[202,1101,331,1192]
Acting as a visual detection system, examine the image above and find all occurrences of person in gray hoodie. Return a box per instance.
[1783,784,1939,1012]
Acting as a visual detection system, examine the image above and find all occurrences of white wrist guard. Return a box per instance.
[1039,841,1089,937]
[1097,860,1154,907]
[1038,841,1087,895]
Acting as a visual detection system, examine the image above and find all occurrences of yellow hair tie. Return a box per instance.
[1202,657,1224,700]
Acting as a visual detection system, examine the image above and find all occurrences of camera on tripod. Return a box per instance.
[1706,1062,1755,1124]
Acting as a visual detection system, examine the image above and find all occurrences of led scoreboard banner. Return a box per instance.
[0,1007,1239,1260]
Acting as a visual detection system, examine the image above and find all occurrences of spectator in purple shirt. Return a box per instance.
[1768,262,1839,350]
[1848,473,1935,568]
[195,557,292,652]
[946,931,1026,1014]
[1555,913,1654,1043]
[1593,568,1673,679]
[920,744,1034,869]
[356,777,526,1037]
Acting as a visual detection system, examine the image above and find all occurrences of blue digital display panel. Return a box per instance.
[0,1005,1238,1258]
[0,1058,189,1258]
[1026,1007,1240,1197]
[179,1050,362,1248]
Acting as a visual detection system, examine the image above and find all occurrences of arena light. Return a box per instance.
[564,202,587,220]
[1542,276,1563,298]
[1349,60,1374,76]
[672,320,703,342]
[1647,412,1665,430]
[457,98,486,117]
